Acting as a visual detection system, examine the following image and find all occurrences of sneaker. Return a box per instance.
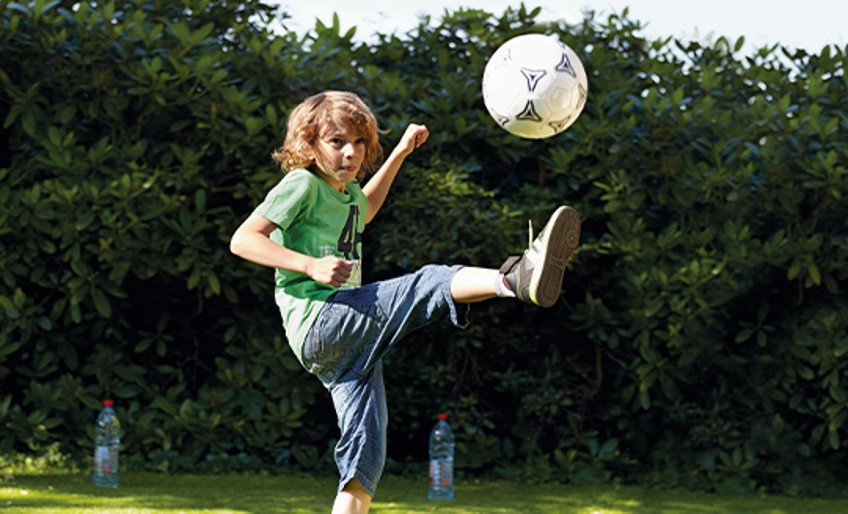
[499,206,581,308]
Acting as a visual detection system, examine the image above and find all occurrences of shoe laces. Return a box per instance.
[528,219,534,249]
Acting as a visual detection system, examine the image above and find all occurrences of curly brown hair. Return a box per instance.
[272,91,384,180]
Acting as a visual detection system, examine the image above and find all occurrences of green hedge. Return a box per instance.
[1,0,847,495]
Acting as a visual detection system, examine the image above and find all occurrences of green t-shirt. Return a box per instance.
[252,168,367,365]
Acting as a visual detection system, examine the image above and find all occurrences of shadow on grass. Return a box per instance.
[3,473,848,513]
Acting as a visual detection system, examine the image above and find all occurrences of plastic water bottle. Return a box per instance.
[92,399,120,488]
[428,413,455,500]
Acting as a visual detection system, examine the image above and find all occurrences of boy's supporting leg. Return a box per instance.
[332,479,372,514]
[449,266,499,303]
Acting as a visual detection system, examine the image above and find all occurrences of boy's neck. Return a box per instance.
[310,166,347,193]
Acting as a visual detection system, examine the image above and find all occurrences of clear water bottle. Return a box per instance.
[428,413,455,500]
[92,399,120,488]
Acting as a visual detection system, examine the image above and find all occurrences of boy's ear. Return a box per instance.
[305,148,321,170]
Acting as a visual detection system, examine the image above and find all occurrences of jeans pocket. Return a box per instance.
[313,288,386,380]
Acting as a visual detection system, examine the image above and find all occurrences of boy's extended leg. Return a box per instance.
[450,205,581,308]
[449,267,499,303]
[499,205,581,307]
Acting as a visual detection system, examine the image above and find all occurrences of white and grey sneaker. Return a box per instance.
[499,206,581,308]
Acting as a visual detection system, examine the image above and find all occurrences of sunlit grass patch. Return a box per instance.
[2,473,848,513]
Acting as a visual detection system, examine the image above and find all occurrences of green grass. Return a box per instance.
[3,472,848,513]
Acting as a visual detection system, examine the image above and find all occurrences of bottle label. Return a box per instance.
[429,460,451,485]
[94,446,111,472]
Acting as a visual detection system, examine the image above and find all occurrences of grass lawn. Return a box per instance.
[3,472,848,513]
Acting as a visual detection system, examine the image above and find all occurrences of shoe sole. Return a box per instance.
[529,206,581,308]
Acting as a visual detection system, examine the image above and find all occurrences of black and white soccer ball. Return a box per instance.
[482,34,588,139]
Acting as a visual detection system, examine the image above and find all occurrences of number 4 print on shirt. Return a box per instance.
[337,205,362,259]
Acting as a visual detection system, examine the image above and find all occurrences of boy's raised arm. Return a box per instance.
[362,123,429,223]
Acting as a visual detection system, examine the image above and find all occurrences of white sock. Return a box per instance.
[495,273,515,298]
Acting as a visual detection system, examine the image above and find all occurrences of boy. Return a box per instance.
[230,91,580,514]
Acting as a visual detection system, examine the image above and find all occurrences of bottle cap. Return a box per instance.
[437,413,448,420]
[103,399,114,407]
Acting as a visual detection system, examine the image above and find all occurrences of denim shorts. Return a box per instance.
[301,264,467,497]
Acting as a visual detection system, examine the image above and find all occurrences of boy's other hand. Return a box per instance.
[309,256,353,288]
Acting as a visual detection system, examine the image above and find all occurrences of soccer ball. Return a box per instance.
[482,33,588,139]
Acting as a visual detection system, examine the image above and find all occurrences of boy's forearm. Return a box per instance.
[230,231,313,274]
[362,145,410,223]
[362,124,428,223]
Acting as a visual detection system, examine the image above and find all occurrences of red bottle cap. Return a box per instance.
[437,413,448,420]
[103,400,114,407]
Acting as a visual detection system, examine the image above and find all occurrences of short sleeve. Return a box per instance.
[252,169,316,230]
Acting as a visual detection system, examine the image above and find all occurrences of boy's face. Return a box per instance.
[314,120,365,192]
